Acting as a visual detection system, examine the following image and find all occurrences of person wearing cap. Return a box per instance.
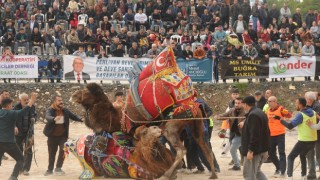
[215,97,245,171]
[254,91,266,110]
[240,96,269,180]
[278,98,317,179]
[266,96,291,177]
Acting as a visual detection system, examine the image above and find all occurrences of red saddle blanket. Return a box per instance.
[137,47,195,119]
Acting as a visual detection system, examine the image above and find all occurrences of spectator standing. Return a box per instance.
[241,0,251,25]
[292,8,303,28]
[233,14,247,42]
[305,9,317,29]
[279,3,291,22]
[43,95,83,176]
[240,96,269,180]
[230,0,242,27]
[207,45,219,83]
[269,4,280,25]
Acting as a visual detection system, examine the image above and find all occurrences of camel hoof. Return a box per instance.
[158,176,170,180]
[209,175,218,179]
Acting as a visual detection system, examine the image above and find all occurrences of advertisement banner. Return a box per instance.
[220,58,269,79]
[0,55,38,78]
[63,55,152,80]
[269,56,316,78]
[177,58,213,82]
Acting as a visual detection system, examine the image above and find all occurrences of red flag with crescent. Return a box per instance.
[139,47,177,81]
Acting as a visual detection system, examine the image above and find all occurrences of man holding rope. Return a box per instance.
[0,92,37,180]
[214,97,245,171]
[279,98,317,179]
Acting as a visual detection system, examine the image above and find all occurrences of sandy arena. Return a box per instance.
[0,122,314,180]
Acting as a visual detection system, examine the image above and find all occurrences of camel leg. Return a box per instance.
[190,119,218,179]
[159,122,186,180]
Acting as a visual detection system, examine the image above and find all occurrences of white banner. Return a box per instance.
[269,56,316,78]
[63,55,152,80]
[0,55,38,78]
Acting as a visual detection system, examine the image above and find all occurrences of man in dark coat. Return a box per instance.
[13,93,37,176]
[43,95,83,176]
[241,96,270,180]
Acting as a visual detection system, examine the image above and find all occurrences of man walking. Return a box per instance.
[241,96,269,180]
[215,97,245,171]
[43,95,83,176]
[280,98,317,179]
[266,96,291,177]
[0,93,37,180]
[14,93,37,176]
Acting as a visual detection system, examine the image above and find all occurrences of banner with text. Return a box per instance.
[176,58,213,82]
[269,56,316,78]
[0,55,38,78]
[220,58,269,79]
[63,56,153,80]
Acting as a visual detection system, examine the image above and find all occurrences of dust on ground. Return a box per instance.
[0,123,311,180]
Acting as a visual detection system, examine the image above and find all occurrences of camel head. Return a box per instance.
[134,126,162,142]
[70,83,112,109]
[70,83,119,132]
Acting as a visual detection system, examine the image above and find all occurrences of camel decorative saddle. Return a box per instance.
[126,47,199,132]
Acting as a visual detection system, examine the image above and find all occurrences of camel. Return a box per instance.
[132,125,175,179]
[70,83,218,179]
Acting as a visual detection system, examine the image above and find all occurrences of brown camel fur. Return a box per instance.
[70,83,218,180]
[132,126,175,179]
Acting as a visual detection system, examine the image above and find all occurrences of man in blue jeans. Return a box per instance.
[215,97,246,171]
[280,98,317,179]
[0,93,37,180]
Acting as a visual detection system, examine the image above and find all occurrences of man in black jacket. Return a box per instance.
[0,93,37,180]
[254,91,267,110]
[241,96,269,180]
[13,93,37,176]
[47,57,63,83]
[43,95,83,176]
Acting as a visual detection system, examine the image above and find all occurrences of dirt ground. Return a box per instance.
[0,123,314,180]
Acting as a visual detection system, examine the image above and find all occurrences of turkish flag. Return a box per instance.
[139,47,177,81]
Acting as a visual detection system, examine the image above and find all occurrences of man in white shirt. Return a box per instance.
[232,14,247,43]
[134,8,149,31]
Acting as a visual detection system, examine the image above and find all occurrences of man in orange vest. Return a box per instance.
[266,96,292,178]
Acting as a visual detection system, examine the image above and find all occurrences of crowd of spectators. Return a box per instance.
[1,0,320,83]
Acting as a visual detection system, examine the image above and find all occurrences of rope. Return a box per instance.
[125,113,246,124]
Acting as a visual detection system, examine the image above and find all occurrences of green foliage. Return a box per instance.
[267,0,320,17]
[234,83,248,95]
